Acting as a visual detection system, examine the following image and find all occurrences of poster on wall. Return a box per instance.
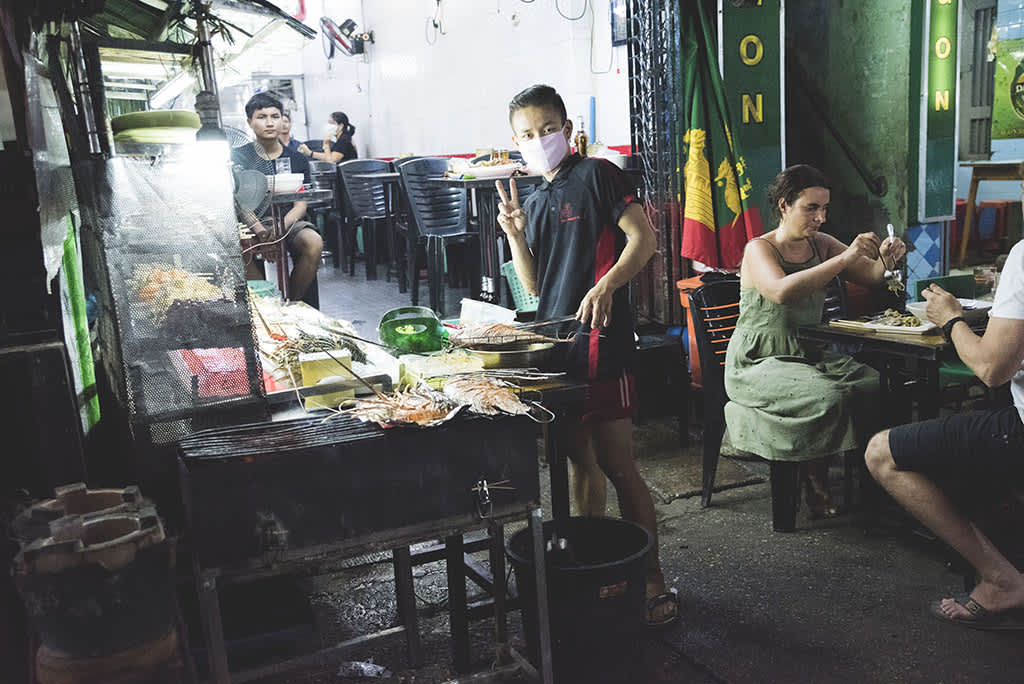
[992,38,1024,139]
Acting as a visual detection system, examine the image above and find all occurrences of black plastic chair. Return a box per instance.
[690,277,802,532]
[398,157,479,316]
[821,277,849,323]
[338,159,394,281]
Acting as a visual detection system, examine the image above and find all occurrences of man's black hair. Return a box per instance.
[245,92,283,120]
[508,84,567,125]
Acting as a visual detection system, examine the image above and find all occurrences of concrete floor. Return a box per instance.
[223,261,1024,684]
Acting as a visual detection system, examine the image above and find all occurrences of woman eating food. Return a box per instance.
[723,164,907,517]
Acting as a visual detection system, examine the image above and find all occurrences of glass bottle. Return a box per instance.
[574,116,588,157]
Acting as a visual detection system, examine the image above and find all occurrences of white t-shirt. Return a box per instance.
[988,239,1024,421]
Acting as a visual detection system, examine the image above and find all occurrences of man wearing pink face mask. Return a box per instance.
[496,85,675,628]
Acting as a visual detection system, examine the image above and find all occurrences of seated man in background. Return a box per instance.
[232,93,322,302]
[865,229,1024,630]
[278,110,300,153]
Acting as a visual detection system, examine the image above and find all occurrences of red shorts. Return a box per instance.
[581,371,637,424]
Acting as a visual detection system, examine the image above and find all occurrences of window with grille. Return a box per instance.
[959,0,997,160]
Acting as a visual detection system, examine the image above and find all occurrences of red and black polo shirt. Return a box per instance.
[523,153,638,380]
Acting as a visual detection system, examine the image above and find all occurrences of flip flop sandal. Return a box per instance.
[646,588,680,629]
[929,593,1024,631]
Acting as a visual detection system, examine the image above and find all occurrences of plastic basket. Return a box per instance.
[500,261,539,313]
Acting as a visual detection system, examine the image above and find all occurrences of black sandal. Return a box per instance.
[646,588,680,629]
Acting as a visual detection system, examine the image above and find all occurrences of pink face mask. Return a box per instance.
[518,128,570,173]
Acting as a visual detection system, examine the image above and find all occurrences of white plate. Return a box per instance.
[462,163,523,179]
[905,298,991,322]
[861,319,937,334]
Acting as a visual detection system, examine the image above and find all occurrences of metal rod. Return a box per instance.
[69,20,102,156]
[322,349,386,398]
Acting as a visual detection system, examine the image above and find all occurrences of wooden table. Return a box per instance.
[956,161,1022,267]
[797,323,955,421]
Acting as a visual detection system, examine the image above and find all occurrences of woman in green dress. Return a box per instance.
[724,165,906,516]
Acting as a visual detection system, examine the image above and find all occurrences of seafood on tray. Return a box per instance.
[443,375,531,416]
[130,264,226,324]
[348,387,461,427]
[268,330,367,384]
[447,322,563,349]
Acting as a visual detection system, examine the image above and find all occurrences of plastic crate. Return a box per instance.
[500,260,539,313]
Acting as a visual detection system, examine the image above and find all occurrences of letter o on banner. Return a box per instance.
[740,34,764,66]
[935,36,951,59]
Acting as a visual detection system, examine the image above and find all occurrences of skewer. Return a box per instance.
[514,315,577,330]
[250,295,287,341]
[322,349,387,399]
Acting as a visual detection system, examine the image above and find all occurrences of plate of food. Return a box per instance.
[861,308,936,334]
[453,158,524,178]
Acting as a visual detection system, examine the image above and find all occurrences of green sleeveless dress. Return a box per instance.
[723,238,878,461]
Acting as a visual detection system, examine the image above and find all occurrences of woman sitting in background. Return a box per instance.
[724,164,906,516]
[299,111,357,163]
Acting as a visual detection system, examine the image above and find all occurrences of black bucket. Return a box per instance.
[506,517,653,684]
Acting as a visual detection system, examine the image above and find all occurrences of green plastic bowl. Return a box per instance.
[378,306,446,353]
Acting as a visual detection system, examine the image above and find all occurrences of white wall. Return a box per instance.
[238,0,631,158]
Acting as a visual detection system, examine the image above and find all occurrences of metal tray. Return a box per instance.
[465,342,556,369]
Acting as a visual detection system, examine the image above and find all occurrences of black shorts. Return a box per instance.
[888,407,1024,480]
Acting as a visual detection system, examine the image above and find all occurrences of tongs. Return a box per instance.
[882,224,905,295]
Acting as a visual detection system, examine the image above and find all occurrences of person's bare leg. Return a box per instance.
[588,418,673,622]
[567,425,607,517]
[288,228,323,300]
[865,430,1024,617]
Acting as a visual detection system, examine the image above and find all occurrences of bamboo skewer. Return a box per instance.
[322,349,387,399]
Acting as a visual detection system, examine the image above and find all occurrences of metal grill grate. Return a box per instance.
[87,155,268,444]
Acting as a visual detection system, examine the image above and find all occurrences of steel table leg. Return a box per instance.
[195,568,230,684]
[528,509,554,684]
[272,206,290,300]
[487,522,508,653]
[392,547,422,667]
[446,533,471,673]
[546,420,571,523]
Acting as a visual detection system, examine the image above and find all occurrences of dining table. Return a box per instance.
[429,174,544,307]
[796,316,995,427]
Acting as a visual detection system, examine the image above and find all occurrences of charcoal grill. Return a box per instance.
[177,411,556,683]
[178,413,540,567]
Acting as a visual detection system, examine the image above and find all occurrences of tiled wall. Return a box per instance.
[905,222,945,300]
[240,0,632,159]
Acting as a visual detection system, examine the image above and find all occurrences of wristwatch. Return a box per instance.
[941,316,966,343]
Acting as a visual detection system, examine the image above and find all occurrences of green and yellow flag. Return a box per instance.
[679,3,762,269]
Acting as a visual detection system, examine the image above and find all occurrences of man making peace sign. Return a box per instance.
[497,85,676,628]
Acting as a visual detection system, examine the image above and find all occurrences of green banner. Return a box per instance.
[719,0,783,226]
[992,37,1024,140]
[916,0,959,222]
